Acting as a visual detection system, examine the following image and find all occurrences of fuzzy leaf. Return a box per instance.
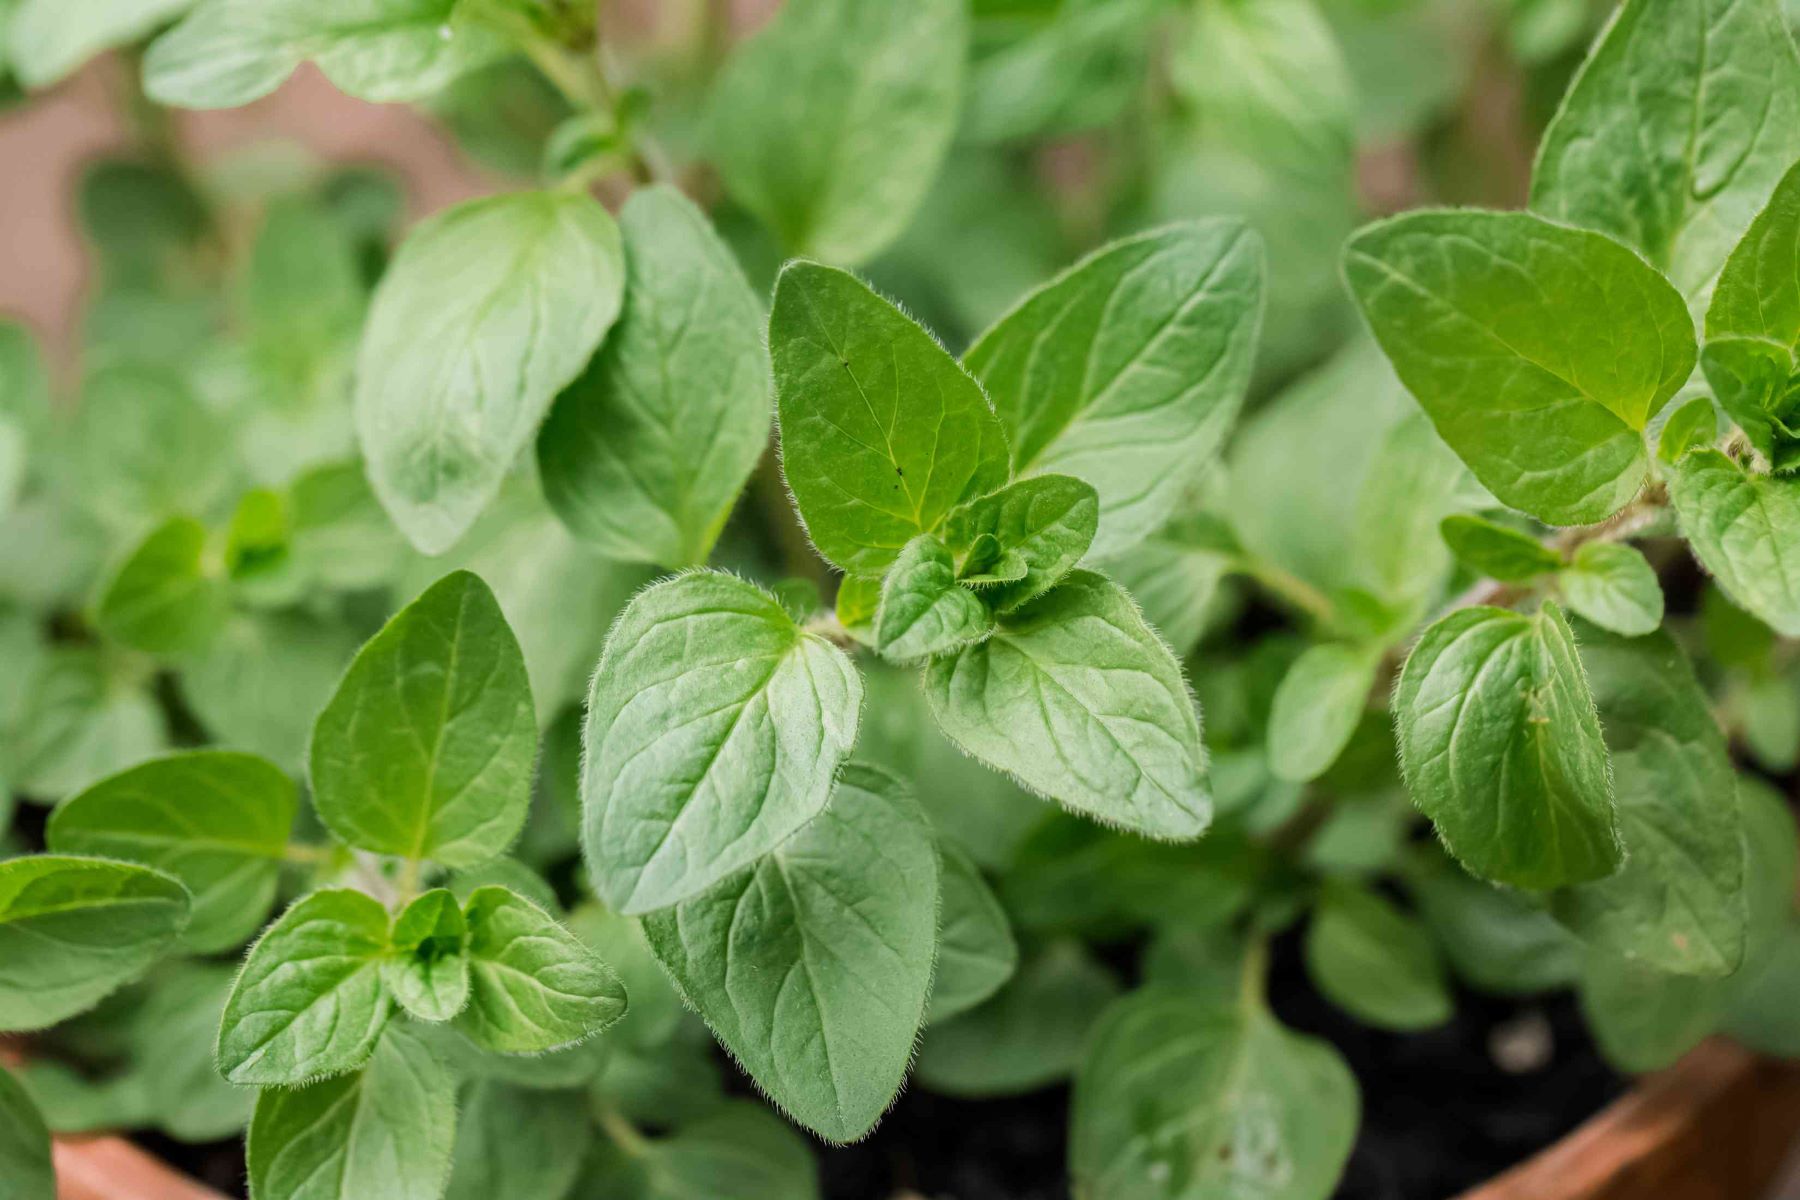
[311,571,536,869]
[964,222,1264,557]
[876,534,993,662]
[582,571,863,914]
[1558,542,1664,636]
[1439,514,1561,583]
[1393,603,1621,889]
[942,474,1099,611]
[383,889,468,1023]
[455,886,626,1055]
[1671,449,1800,635]
[928,842,1018,1024]
[1703,160,1800,466]
[643,765,938,1143]
[923,571,1210,840]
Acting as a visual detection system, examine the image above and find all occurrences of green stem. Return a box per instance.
[283,843,335,866]
[395,857,422,905]
[595,1103,650,1157]
[1237,558,1336,626]
[1239,936,1270,1013]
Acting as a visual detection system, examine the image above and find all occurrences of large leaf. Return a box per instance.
[246,1025,455,1200]
[1071,988,1359,1200]
[354,191,623,553]
[0,856,190,1032]
[444,1081,588,1200]
[1672,449,1800,636]
[454,885,626,1055]
[1530,0,1800,300]
[582,571,863,914]
[47,750,296,953]
[311,571,536,868]
[706,0,966,265]
[642,764,939,1143]
[923,571,1210,840]
[0,1067,52,1200]
[1552,628,1746,976]
[770,262,1009,574]
[537,185,770,569]
[1393,603,1621,889]
[10,0,194,88]
[964,221,1264,556]
[216,888,391,1085]
[144,0,508,109]
[1345,210,1695,525]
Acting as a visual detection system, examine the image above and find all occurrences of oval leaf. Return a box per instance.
[1266,643,1378,784]
[1304,881,1451,1031]
[1671,449,1800,636]
[1558,542,1664,636]
[455,885,627,1055]
[383,888,469,1023]
[927,843,1018,1024]
[942,474,1099,612]
[876,534,994,663]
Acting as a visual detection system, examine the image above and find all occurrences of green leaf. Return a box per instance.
[311,571,536,869]
[1345,210,1696,526]
[1305,880,1451,1031]
[92,516,222,655]
[182,610,360,769]
[1529,0,1800,300]
[1724,922,1800,1057]
[1671,449,1800,635]
[963,0,1157,143]
[581,570,863,914]
[598,1102,822,1200]
[9,0,194,88]
[1558,542,1663,636]
[1658,396,1719,464]
[916,942,1120,1097]
[144,0,508,109]
[286,460,410,592]
[834,573,882,645]
[769,261,1010,574]
[1703,159,1800,467]
[1439,514,1561,582]
[1403,848,1583,996]
[354,191,624,553]
[6,648,166,800]
[247,1024,455,1200]
[0,1067,52,1200]
[928,842,1017,1023]
[1098,511,1237,656]
[444,1080,588,1200]
[455,885,626,1055]
[642,764,938,1143]
[706,0,966,264]
[964,222,1264,557]
[1577,951,1728,1073]
[1552,628,1745,976]
[923,570,1210,840]
[47,750,296,953]
[217,888,391,1085]
[1071,988,1359,1200]
[383,888,468,1023]
[876,534,993,662]
[68,363,234,535]
[942,474,1099,611]
[0,855,189,1032]
[1393,603,1621,889]
[537,185,771,569]
[1351,411,1481,607]
[1265,643,1378,784]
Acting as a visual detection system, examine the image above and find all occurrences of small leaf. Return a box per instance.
[47,750,296,953]
[0,1067,53,1200]
[1671,449,1800,636]
[1439,514,1562,582]
[217,888,390,1085]
[1703,159,1800,466]
[834,573,882,645]
[965,222,1264,556]
[707,0,966,264]
[145,0,507,109]
[928,843,1018,1024]
[537,186,771,569]
[876,534,993,662]
[1393,603,1621,889]
[642,764,938,1143]
[247,1025,455,1200]
[1345,210,1696,525]
[1305,880,1451,1031]
[942,474,1099,611]
[770,262,1010,574]
[1558,542,1663,636]
[924,571,1210,840]
[1657,395,1718,464]
[93,516,224,655]
[582,571,863,914]
[0,855,190,1033]
[383,889,468,1023]
[354,191,624,553]
[1530,0,1800,299]
[1071,989,1359,1200]
[311,571,536,869]
[1266,643,1378,784]
[1552,628,1745,976]
[444,1081,588,1200]
[916,942,1120,1097]
[456,886,626,1055]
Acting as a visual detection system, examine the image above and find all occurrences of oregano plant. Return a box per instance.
[1,0,1799,1197]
